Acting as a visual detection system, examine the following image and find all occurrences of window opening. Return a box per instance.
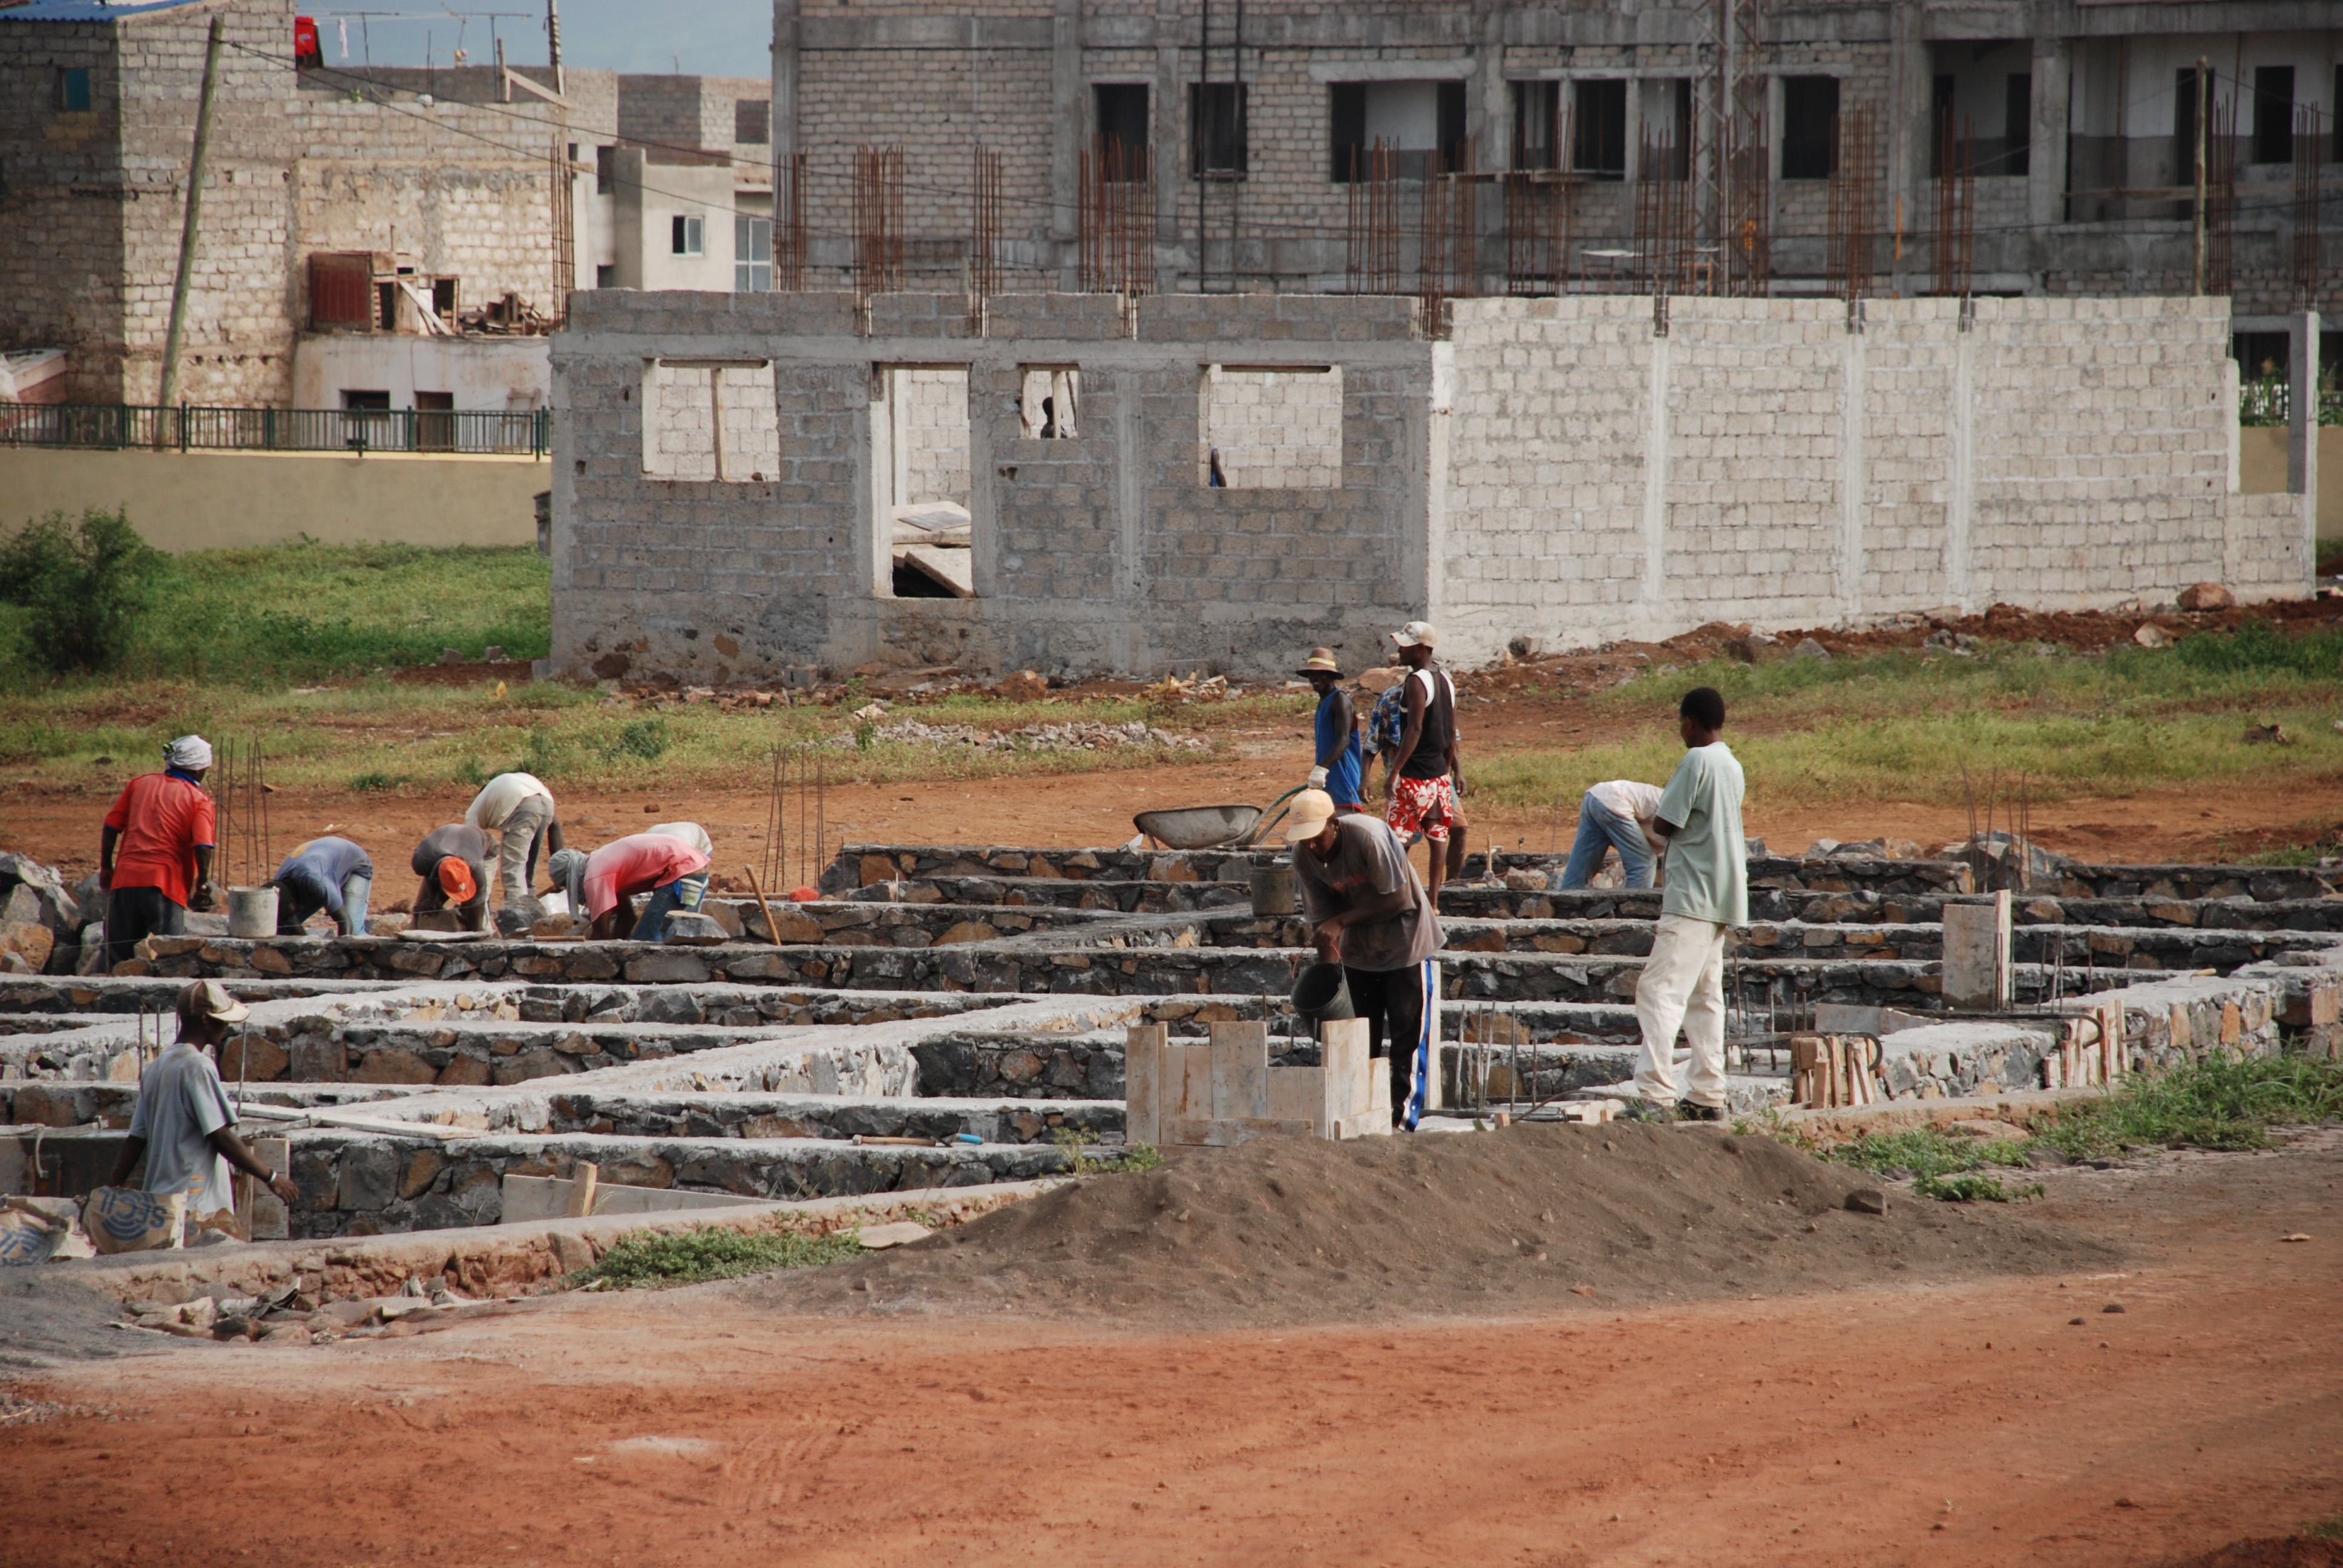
[1331,80,1467,181]
[1190,82,1248,176]
[59,68,92,113]
[1781,76,1840,181]
[1513,80,1561,171]
[672,214,704,256]
[735,215,772,292]
[2002,73,2031,177]
[2252,66,2295,165]
[430,278,458,328]
[1198,365,1342,490]
[1019,367,1080,439]
[1641,79,1693,179]
[642,360,781,483]
[595,263,617,289]
[872,367,974,599]
[595,145,616,194]
[416,391,455,452]
[1573,79,1627,178]
[1095,83,1150,166]
[735,99,770,146]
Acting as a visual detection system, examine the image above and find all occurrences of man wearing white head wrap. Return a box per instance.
[100,736,218,969]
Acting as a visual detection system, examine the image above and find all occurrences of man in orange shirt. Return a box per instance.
[100,736,218,970]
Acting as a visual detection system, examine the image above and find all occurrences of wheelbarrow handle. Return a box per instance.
[1243,785,1308,848]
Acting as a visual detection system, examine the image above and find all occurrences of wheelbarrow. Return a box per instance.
[1133,785,1306,851]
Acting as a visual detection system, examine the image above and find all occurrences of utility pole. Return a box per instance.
[2191,57,2207,297]
[546,0,563,96]
[157,15,225,412]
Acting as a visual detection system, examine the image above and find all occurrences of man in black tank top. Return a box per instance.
[1383,621,1469,903]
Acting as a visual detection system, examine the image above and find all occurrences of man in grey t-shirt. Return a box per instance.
[1630,687,1748,1121]
[106,981,298,1244]
[1286,789,1444,1129]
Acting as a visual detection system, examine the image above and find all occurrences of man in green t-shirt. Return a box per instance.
[1630,687,1747,1121]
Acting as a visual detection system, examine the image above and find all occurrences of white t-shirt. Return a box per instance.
[126,1043,237,1215]
[1589,780,1663,824]
[647,822,715,858]
[465,773,554,832]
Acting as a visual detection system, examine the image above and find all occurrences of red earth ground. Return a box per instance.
[2,1134,2338,1567]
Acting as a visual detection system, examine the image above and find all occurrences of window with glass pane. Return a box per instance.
[735,215,772,292]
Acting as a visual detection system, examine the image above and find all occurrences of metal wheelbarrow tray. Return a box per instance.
[1132,804,1263,851]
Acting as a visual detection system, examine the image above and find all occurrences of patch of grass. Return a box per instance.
[1052,1128,1163,1175]
[2031,1053,2343,1161]
[2306,1514,2343,1542]
[1914,1171,2044,1203]
[608,717,670,762]
[1824,1126,2031,1185]
[347,771,403,792]
[572,1224,865,1289]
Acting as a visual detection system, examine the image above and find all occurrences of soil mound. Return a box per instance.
[747,1123,2122,1328]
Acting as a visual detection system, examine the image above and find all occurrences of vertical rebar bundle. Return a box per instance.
[970,144,1003,302]
[1346,140,1400,295]
[852,145,905,300]
[1447,135,1480,303]
[1723,0,1770,296]
[1932,113,1976,299]
[775,150,807,292]
[2206,90,2238,296]
[2295,104,2325,308]
[213,736,272,889]
[760,744,833,895]
[1080,137,1156,296]
[1417,146,1452,335]
[1826,103,1880,303]
[1635,119,1696,296]
[548,135,575,323]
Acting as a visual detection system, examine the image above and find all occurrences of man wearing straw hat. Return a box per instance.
[98,736,218,970]
[1295,647,1365,815]
[96,980,298,1250]
[1284,788,1444,1130]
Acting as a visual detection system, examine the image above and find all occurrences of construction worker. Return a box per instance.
[269,835,374,936]
[1383,622,1469,905]
[464,771,564,910]
[410,824,491,933]
[99,736,218,970]
[1296,647,1365,814]
[546,834,711,942]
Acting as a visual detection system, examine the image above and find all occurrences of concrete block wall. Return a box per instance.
[1434,293,2312,664]
[1202,365,1345,489]
[894,367,972,507]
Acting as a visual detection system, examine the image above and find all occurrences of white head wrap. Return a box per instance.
[165,735,214,771]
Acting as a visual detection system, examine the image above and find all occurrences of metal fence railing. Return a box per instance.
[0,402,552,457]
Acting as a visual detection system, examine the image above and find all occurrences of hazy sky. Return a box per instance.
[312,2,771,77]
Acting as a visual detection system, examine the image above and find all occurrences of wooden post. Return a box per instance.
[564,1160,599,1218]
[2191,57,2208,297]
[157,16,226,412]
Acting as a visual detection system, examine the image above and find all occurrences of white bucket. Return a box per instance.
[225,886,278,940]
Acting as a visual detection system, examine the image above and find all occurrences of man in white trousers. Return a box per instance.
[1628,687,1746,1122]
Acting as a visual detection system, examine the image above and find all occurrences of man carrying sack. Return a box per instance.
[1284,788,1444,1131]
[89,980,298,1253]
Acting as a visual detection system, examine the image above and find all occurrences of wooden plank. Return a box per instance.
[1124,1024,1168,1148]
[1322,1018,1371,1120]
[1175,1047,1212,1122]
[1208,1020,1269,1121]
[564,1161,600,1218]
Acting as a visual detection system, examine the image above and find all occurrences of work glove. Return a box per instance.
[1306,766,1328,791]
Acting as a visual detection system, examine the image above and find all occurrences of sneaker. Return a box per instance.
[1675,1101,1726,1123]
[1615,1098,1676,1125]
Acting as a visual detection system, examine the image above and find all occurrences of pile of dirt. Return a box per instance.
[746,1123,2122,1328]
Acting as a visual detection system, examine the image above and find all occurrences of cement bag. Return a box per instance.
[80,1186,181,1255]
[0,1207,61,1266]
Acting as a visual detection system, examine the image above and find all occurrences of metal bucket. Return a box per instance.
[1248,861,1296,917]
[225,886,278,940]
[1288,960,1355,1022]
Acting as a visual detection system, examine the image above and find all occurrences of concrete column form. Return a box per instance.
[966,365,998,599]
[1946,323,1976,613]
[1154,0,1183,287]
[2291,312,2322,564]
[1418,342,1455,630]
[1049,0,1083,284]
[1638,316,1671,636]
[1886,5,1928,300]
[1113,369,1147,672]
[1837,319,1866,621]
[771,0,799,172]
[862,367,893,602]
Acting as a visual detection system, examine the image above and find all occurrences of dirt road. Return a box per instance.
[4,1138,2338,1567]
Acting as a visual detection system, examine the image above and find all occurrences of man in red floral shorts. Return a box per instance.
[1383,621,1467,904]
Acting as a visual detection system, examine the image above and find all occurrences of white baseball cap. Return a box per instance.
[1391,621,1439,648]
[1280,789,1339,843]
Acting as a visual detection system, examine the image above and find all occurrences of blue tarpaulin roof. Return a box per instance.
[0,1,216,22]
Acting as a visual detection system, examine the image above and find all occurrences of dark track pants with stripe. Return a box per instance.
[1343,958,1438,1130]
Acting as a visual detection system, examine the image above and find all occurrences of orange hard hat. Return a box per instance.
[436,857,477,903]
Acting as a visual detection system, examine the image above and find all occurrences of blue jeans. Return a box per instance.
[1559,794,1654,889]
[631,871,710,941]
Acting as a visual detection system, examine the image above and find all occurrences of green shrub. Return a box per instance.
[609,717,669,762]
[348,771,402,792]
[0,508,163,675]
[572,1224,863,1288]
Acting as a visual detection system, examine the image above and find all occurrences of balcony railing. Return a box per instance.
[0,402,552,457]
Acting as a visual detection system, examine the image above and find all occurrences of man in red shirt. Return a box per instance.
[100,736,218,970]
[546,835,711,941]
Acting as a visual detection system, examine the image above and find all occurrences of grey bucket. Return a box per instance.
[1288,961,1355,1022]
[225,886,278,940]
[1248,861,1297,917]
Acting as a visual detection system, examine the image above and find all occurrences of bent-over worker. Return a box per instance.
[410,824,491,933]
[549,834,712,942]
[1559,780,1666,890]
[1297,647,1365,814]
[1383,621,1468,904]
[635,822,715,941]
[464,771,564,909]
[1628,687,1748,1123]
[1285,789,1444,1131]
[99,735,218,969]
[270,835,374,936]
[104,980,298,1249]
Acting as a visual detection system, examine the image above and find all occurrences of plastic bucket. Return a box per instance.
[225,886,278,940]
[1288,960,1355,1022]
[1248,861,1297,917]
